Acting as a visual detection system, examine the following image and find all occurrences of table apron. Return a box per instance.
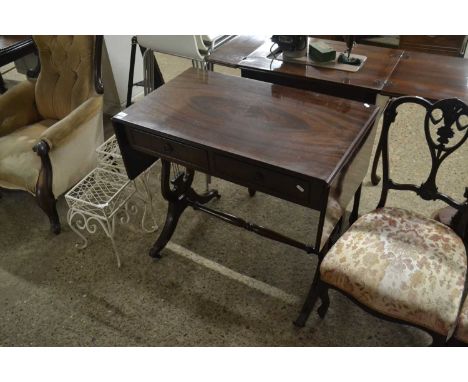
[240,68,378,105]
[125,125,329,211]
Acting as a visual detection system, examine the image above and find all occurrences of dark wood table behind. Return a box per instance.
[208,35,468,105]
[0,35,35,93]
[237,38,403,104]
[207,35,267,68]
[0,35,34,67]
[382,50,468,103]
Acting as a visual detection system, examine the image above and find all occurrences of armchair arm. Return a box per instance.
[0,80,39,137]
[37,95,103,150]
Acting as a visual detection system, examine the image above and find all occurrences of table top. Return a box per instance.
[239,38,404,92]
[207,35,266,68]
[0,35,31,50]
[382,50,468,102]
[116,68,379,184]
[209,35,468,103]
[0,35,35,68]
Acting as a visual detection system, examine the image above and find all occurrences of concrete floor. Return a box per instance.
[1,50,467,346]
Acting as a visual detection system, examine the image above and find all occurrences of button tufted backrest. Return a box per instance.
[33,36,96,120]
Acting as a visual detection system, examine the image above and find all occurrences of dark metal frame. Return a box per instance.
[126,36,164,107]
[295,96,468,345]
[27,35,104,233]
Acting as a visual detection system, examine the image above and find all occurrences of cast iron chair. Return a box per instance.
[295,96,468,346]
[0,36,104,233]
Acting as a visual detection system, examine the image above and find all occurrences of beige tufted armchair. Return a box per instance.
[0,36,104,233]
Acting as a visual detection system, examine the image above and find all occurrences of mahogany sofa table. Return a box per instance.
[112,68,379,262]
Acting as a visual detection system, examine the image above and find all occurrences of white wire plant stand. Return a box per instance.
[65,135,158,268]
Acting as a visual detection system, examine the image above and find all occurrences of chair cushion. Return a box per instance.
[0,120,56,194]
[320,207,467,336]
[455,297,468,343]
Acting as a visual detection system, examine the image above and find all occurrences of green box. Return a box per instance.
[308,41,336,62]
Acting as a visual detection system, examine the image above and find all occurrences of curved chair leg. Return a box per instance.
[430,333,447,347]
[317,282,330,319]
[34,140,61,234]
[36,193,60,234]
[248,187,256,197]
[349,183,362,226]
[370,135,383,185]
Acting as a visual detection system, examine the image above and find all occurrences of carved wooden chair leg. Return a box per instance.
[35,193,60,234]
[33,140,61,234]
[317,281,330,318]
[430,333,447,347]
[370,135,383,185]
[248,187,256,197]
[35,187,60,234]
[349,183,362,226]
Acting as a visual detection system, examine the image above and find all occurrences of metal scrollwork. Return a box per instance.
[67,208,121,268]
[66,135,161,268]
[133,167,159,233]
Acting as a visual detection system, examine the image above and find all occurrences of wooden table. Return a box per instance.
[0,35,35,93]
[370,50,468,185]
[237,38,403,104]
[113,68,379,261]
[207,35,267,68]
[208,36,404,103]
[208,35,468,104]
[209,36,468,186]
[382,50,468,102]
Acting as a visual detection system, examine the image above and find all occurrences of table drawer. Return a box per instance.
[128,128,209,170]
[214,154,310,203]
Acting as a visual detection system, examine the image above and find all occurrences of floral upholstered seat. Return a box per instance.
[454,297,468,343]
[320,207,467,336]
